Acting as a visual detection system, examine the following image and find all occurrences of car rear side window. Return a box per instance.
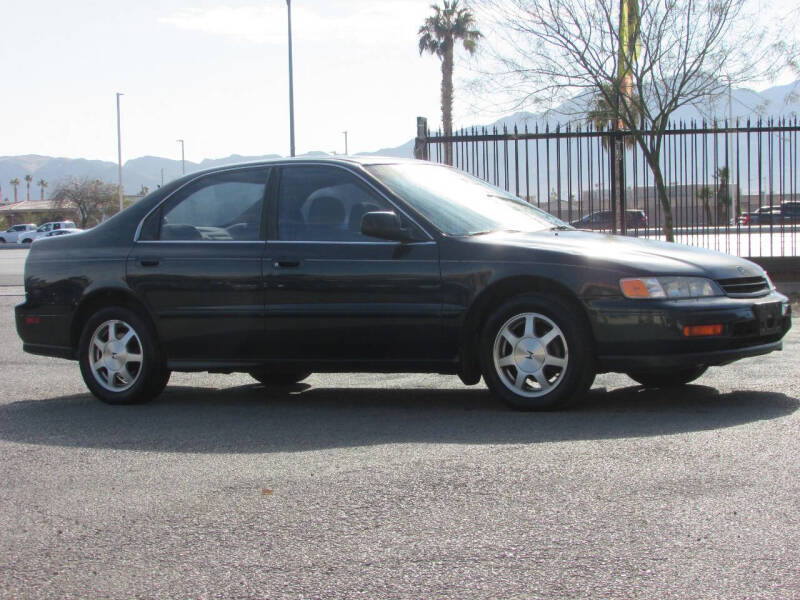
[277,166,391,242]
[143,168,270,242]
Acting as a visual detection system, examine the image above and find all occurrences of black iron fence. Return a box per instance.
[414,116,800,258]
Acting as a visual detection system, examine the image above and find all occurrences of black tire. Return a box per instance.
[249,369,312,386]
[22,238,32,244]
[479,294,595,411]
[0,238,6,243]
[626,366,708,388]
[153,368,172,398]
[78,306,167,405]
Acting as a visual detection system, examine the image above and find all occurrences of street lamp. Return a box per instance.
[177,139,185,175]
[286,0,296,157]
[116,92,124,212]
[342,130,348,155]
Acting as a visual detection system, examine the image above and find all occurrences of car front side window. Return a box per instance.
[277,166,394,242]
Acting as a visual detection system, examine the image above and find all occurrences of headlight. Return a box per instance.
[620,276,723,299]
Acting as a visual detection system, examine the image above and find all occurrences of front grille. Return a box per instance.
[717,276,770,297]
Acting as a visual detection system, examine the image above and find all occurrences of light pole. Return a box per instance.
[116,92,124,212]
[286,0,296,157]
[177,139,185,175]
[342,130,348,155]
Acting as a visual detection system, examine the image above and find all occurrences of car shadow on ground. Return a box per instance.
[0,382,796,454]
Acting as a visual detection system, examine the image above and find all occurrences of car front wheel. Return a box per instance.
[78,307,167,404]
[480,294,595,410]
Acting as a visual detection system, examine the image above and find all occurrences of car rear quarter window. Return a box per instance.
[145,168,270,242]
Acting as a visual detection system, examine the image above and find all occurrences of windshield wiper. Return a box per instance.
[464,229,522,236]
[550,225,572,231]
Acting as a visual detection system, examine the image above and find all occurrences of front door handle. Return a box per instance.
[139,257,160,267]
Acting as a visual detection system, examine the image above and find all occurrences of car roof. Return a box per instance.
[168,155,418,182]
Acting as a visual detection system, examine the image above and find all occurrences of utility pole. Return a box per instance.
[116,92,124,213]
[613,0,631,236]
[342,131,348,155]
[177,139,185,175]
[286,0,296,157]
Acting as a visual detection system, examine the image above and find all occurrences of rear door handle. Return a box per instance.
[274,259,301,268]
[139,257,160,267]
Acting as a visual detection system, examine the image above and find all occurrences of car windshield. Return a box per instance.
[367,163,568,236]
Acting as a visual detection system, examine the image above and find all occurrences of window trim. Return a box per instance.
[134,161,435,244]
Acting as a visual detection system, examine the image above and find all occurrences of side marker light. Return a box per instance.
[683,324,723,337]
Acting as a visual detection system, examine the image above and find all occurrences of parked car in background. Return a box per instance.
[14,158,792,410]
[781,201,800,223]
[570,209,647,230]
[19,221,77,243]
[43,228,84,239]
[0,223,37,243]
[738,206,783,226]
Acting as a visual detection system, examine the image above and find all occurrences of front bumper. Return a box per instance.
[587,291,792,373]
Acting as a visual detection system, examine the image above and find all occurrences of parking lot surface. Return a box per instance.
[1,280,799,598]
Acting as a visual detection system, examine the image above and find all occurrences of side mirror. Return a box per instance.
[361,211,415,242]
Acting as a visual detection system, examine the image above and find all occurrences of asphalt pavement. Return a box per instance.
[1,251,799,599]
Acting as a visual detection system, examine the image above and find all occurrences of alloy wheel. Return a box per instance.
[492,312,569,398]
[88,319,144,392]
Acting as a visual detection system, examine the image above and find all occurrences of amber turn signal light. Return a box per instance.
[683,324,723,337]
[620,278,653,298]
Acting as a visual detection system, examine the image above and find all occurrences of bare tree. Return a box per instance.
[475,0,774,241]
[51,178,118,229]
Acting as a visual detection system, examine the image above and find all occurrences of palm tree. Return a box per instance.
[38,179,48,201]
[418,0,481,165]
[714,167,731,223]
[585,82,642,149]
[698,186,713,225]
[24,174,32,201]
[9,178,20,203]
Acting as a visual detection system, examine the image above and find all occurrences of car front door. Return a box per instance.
[127,166,271,363]
[264,164,442,363]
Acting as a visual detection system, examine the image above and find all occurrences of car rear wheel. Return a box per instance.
[249,369,312,386]
[480,294,595,411]
[78,307,167,404]
[626,366,708,388]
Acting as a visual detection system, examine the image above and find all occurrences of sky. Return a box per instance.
[0,0,463,163]
[1,0,797,164]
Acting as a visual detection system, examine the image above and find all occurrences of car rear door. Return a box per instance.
[263,163,443,363]
[126,166,271,363]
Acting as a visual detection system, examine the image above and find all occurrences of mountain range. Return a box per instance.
[1,80,797,201]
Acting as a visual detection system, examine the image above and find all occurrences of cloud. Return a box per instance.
[159,1,425,46]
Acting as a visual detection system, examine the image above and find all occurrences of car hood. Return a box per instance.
[468,230,766,280]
